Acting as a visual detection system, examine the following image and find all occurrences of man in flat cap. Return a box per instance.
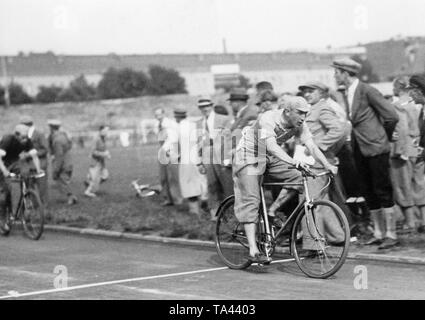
[233,96,338,264]
[331,57,399,249]
[0,124,43,232]
[20,115,49,205]
[47,120,78,205]
[196,98,233,220]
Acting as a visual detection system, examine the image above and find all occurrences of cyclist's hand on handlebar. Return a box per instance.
[325,164,338,175]
[293,160,310,172]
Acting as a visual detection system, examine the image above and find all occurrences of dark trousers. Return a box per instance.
[205,164,233,210]
[352,139,394,210]
[336,141,364,198]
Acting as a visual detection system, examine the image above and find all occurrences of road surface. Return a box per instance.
[1,230,424,300]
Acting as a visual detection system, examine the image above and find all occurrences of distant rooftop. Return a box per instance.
[2,51,336,77]
[2,36,425,80]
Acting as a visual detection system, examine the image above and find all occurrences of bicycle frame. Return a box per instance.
[258,171,333,256]
[8,173,43,220]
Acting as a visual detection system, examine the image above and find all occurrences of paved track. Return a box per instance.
[1,230,424,300]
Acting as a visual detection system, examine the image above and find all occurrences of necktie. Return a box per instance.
[341,89,351,121]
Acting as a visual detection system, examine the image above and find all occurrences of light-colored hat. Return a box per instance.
[173,107,187,118]
[330,58,362,75]
[197,98,213,108]
[278,95,310,113]
[19,115,34,125]
[298,81,329,92]
[47,119,62,127]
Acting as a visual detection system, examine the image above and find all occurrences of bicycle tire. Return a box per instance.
[291,199,350,279]
[20,189,45,240]
[0,207,12,236]
[215,196,252,270]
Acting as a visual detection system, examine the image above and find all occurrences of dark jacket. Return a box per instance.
[30,129,49,170]
[350,81,399,157]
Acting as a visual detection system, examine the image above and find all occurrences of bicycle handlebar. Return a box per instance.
[8,171,45,180]
[288,165,333,179]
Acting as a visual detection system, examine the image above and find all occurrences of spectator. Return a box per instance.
[256,90,279,114]
[331,58,399,249]
[84,125,111,198]
[298,82,351,224]
[155,107,182,206]
[255,81,274,97]
[47,119,78,205]
[229,89,257,132]
[20,115,49,206]
[196,98,233,221]
[167,108,207,216]
[407,74,425,233]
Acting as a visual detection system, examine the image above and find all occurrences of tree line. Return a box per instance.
[0,65,187,106]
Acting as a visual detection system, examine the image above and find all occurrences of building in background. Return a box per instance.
[1,36,424,97]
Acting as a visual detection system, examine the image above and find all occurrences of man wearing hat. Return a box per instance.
[0,124,43,232]
[228,89,258,132]
[20,115,49,205]
[256,89,278,114]
[233,96,338,264]
[47,119,78,206]
[163,107,207,215]
[331,58,400,249]
[196,98,233,220]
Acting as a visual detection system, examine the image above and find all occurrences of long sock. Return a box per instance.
[370,209,384,239]
[382,206,397,240]
[402,206,416,229]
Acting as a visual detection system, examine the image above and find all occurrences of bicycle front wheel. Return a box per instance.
[215,196,252,269]
[20,189,45,240]
[291,199,350,279]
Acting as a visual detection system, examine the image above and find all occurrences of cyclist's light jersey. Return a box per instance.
[235,109,312,166]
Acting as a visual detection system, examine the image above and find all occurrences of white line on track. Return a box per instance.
[0,258,295,299]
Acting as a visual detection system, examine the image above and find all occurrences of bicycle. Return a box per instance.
[131,179,161,198]
[215,166,350,279]
[0,172,45,240]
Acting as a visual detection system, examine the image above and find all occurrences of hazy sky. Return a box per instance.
[1,0,425,55]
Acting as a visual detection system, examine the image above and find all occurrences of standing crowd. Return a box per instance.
[156,58,425,262]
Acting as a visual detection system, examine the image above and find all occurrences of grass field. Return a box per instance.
[46,143,216,241]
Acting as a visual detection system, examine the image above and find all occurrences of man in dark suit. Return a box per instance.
[197,98,233,220]
[228,89,259,157]
[331,58,399,249]
[20,115,49,206]
[229,90,258,132]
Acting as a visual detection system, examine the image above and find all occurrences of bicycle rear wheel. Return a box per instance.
[0,209,11,236]
[20,189,44,240]
[215,196,252,269]
[291,199,350,279]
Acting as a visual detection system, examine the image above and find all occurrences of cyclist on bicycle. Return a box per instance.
[0,124,43,232]
[233,96,338,264]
